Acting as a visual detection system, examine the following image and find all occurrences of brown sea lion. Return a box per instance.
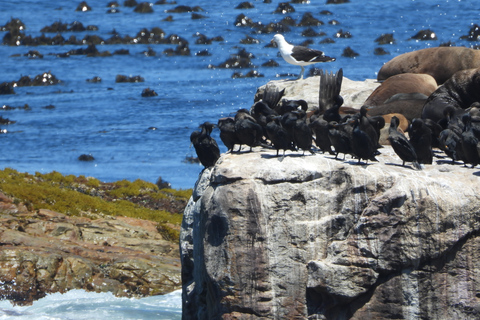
[421,67,480,123]
[363,73,437,121]
[377,47,480,84]
[366,92,428,121]
[365,73,437,106]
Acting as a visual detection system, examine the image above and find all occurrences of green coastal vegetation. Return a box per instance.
[0,168,191,241]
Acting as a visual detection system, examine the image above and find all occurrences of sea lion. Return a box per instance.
[367,93,428,121]
[377,47,480,84]
[365,73,437,106]
[421,67,480,123]
[363,73,437,121]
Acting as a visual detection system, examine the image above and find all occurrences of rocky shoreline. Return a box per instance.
[0,169,189,305]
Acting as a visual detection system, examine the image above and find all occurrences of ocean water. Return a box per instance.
[1,0,479,191]
[0,0,479,317]
[0,289,181,320]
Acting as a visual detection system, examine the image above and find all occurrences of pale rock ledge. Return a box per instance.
[255,76,380,110]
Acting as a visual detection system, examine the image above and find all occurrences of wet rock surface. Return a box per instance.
[181,146,480,319]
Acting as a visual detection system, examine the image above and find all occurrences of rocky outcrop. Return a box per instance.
[181,146,480,319]
[0,192,181,305]
[255,76,380,110]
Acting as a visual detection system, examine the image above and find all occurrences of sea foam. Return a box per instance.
[0,289,182,320]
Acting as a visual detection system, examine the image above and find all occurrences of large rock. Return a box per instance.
[0,196,181,305]
[181,147,480,319]
[255,75,380,110]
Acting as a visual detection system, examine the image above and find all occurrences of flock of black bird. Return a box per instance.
[190,68,480,171]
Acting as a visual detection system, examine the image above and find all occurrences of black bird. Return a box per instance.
[256,84,285,111]
[328,121,353,160]
[438,106,464,132]
[423,118,443,149]
[218,117,240,152]
[357,106,382,150]
[318,68,344,122]
[234,109,263,152]
[265,115,293,157]
[436,107,466,163]
[292,110,315,155]
[460,113,480,168]
[309,116,335,155]
[409,118,433,164]
[276,99,308,115]
[251,83,283,124]
[350,117,378,164]
[388,116,421,169]
[438,128,463,164]
[323,95,344,123]
[280,111,299,148]
[190,122,220,168]
[251,100,278,136]
[369,115,386,146]
[306,68,344,156]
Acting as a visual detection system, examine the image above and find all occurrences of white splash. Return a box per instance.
[0,289,182,320]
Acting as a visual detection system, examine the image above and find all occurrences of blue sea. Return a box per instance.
[0,0,479,318]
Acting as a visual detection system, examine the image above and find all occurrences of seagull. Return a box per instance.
[272,34,336,79]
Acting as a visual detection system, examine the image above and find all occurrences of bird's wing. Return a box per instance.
[291,46,334,63]
[318,69,343,112]
[389,132,417,156]
[263,84,285,110]
[334,68,343,97]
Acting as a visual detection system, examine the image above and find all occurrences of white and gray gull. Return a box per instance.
[272,34,336,79]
